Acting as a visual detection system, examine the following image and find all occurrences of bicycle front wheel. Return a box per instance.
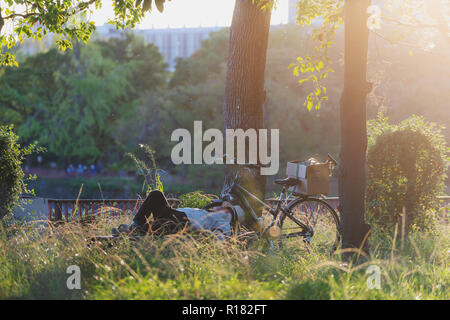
[280,197,340,254]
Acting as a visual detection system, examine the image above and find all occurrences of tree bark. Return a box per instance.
[221,0,272,227]
[0,7,4,35]
[338,0,372,253]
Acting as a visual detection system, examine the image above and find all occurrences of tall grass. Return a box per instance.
[0,212,448,300]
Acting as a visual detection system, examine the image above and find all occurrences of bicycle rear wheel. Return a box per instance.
[279,197,340,254]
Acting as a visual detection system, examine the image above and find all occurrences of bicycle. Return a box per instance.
[221,155,341,254]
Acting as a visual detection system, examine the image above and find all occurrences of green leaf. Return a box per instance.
[298,78,309,85]
[315,60,324,71]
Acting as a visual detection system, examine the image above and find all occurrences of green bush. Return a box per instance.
[366,114,449,232]
[0,125,40,220]
[127,144,164,195]
[178,191,218,209]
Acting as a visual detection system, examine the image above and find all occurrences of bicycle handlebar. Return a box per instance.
[218,154,337,169]
[327,154,338,166]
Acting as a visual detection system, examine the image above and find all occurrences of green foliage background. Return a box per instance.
[1,23,449,197]
[0,34,167,165]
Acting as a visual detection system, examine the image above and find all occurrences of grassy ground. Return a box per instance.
[0,213,448,300]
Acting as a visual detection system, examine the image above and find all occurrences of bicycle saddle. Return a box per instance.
[274,177,300,187]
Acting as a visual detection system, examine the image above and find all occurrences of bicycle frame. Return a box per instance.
[229,178,313,239]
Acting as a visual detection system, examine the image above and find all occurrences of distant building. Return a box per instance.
[23,8,303,70]
[288,0,298,24]
[96,25,224,70]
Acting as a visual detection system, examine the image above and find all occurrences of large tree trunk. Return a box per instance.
[221,0,272,228]
[338,0,372,253]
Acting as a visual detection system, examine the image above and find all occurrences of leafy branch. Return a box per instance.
[0,0,172,67]
[289,0,343,111]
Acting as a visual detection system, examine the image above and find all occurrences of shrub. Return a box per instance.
[178,191,218,209]
[127,144,164,195]
[366,114,449,232]
[0,125,41,220]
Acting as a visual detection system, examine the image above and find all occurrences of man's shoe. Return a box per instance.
[111,224,131,237]
[129,221,148,235]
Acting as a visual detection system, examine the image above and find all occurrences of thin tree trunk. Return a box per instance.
[0,8,4,35]
[221,0,272,228]
[338,0,372,254]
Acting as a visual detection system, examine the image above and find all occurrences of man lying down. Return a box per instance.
[112,190,248,240]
